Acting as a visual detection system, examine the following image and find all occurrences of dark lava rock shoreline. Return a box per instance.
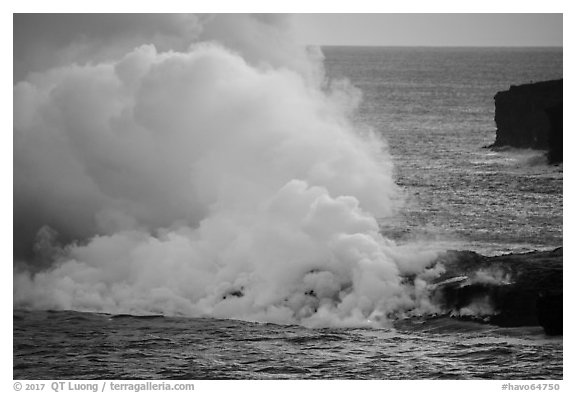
[428,248,562,335]
[488,79,563,164]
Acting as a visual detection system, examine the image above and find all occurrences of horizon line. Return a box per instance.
[308,44,563,49]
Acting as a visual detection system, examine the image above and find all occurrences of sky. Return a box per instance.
[292,14,563,47]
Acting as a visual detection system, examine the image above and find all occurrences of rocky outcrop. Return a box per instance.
[490,79,562,163]
[429,248,562,335]
[546,103,563,164]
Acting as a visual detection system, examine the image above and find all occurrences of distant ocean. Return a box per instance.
[323,46,563,256]
[14,47,563,380]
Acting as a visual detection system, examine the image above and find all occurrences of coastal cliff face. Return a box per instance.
[546,103,563,164]
[491,79,563,163]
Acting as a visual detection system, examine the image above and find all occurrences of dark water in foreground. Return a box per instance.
[14,310,562,379]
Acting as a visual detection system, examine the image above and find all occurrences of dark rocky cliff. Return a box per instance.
[546,103,563,164]
[490,79,562,163]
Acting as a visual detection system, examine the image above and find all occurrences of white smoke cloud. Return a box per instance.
[14,14,322,83]
[14,14,204,81]
[14,180,432,326]
[14,14,440,326]
[199,14,325,82]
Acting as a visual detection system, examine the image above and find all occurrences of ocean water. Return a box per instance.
[14,47,563,380]
[323,46,562,255]
[14,310,562,379]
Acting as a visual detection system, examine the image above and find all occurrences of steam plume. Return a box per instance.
[14,14,440,326]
